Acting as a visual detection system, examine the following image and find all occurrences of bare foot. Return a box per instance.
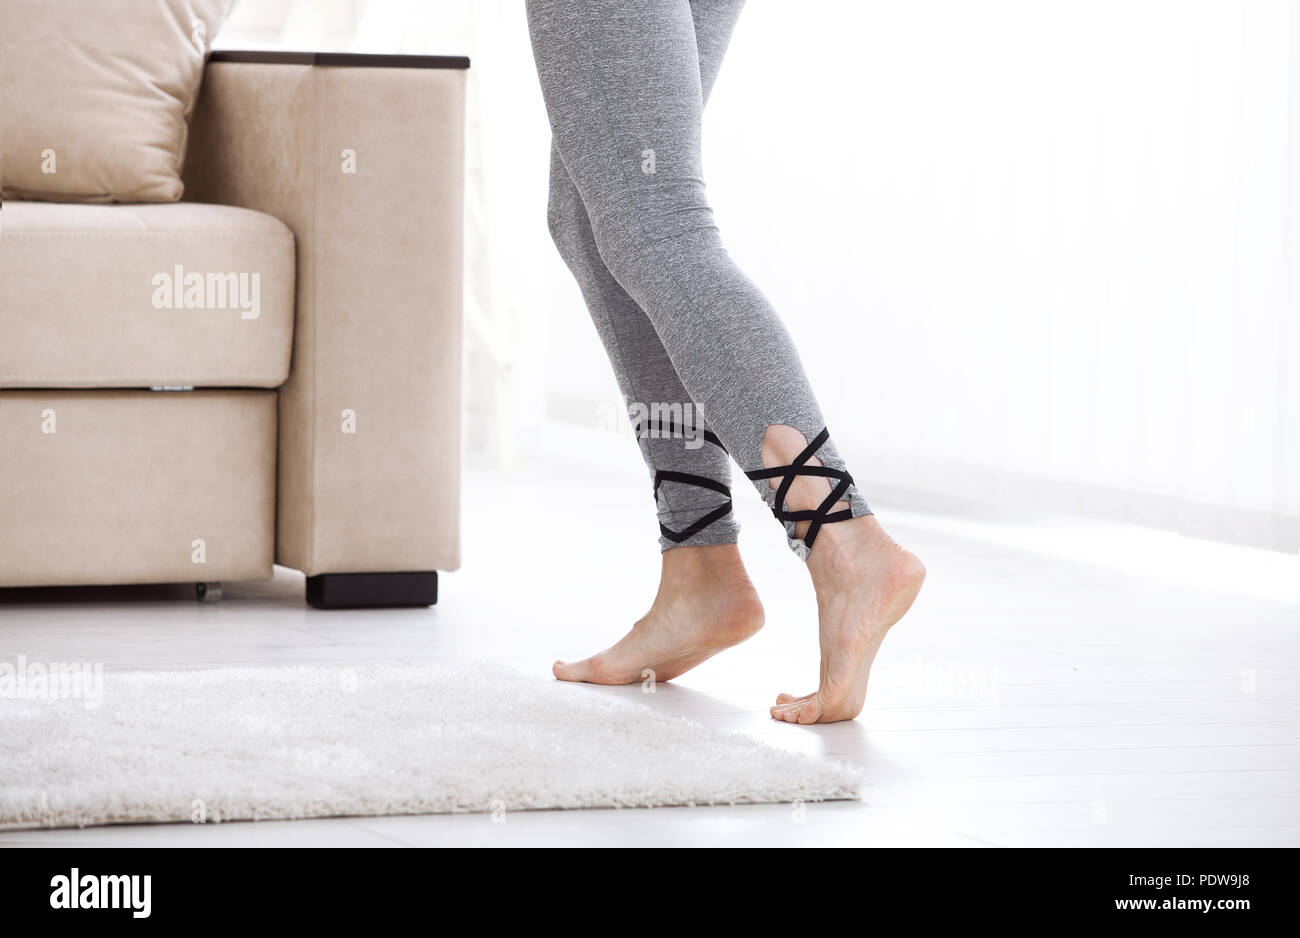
[770,515,925,724]
[554,543,764,685]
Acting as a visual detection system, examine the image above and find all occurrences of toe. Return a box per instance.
[553,658,591,682]
[770,701,797,721]
[774,701,805,723]
[775,691,814,705]
[771,692,827,724]
[797,698,823,724]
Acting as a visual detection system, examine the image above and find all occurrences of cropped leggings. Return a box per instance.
[527,0,871,558]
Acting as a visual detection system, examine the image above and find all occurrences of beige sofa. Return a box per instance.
[0,52,466,607]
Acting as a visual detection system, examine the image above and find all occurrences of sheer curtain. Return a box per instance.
[705,0,1300,551]
[217,0,1300,551]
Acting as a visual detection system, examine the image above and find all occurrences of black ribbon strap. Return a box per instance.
[744,426,854,550]
[636,417,733,543]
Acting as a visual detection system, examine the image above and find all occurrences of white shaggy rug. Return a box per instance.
[0,662,860,829]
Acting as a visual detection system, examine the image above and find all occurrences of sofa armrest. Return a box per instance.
[182,51,467,576]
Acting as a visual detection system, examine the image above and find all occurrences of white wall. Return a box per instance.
[217,0,1300,550]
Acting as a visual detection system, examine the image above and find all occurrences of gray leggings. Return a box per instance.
[528,0,871,558]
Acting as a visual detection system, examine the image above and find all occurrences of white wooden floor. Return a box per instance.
[1,432,1296,847]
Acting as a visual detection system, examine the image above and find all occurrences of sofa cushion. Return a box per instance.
[0,201,294,389]
[0,389,276,587]
[0,0,235,202]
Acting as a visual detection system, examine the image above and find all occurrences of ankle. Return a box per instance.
[806,515,881,577]
[654,544,764,631]
[760,427,834,514]
[759,424,850,541]
[661,543,748,584]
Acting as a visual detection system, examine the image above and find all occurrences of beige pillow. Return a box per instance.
[0,0,235,203]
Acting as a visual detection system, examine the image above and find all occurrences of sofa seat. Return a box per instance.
[0,389,276,587]
[0,201,295,389]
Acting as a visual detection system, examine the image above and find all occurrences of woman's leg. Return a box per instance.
[544,0,763,684]
[548,145,738,552]
[528,0,925,721]
[528,0,871,546]
[545,0,746,554]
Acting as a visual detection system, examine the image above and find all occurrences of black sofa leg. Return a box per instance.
[305,572,438,609]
